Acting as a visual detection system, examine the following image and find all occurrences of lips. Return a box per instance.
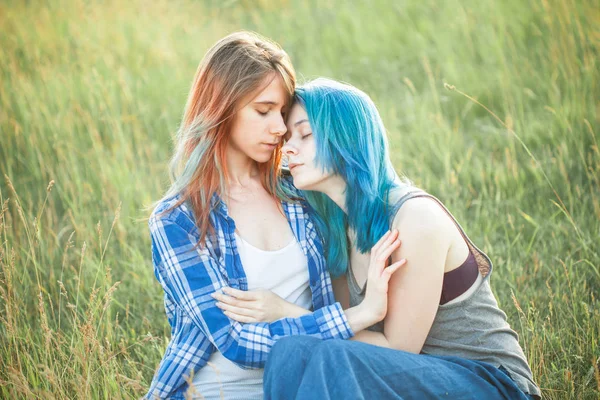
[288,163,302,171]
[262,143,278,151]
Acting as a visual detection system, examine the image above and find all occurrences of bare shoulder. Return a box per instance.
[391,196,455,240]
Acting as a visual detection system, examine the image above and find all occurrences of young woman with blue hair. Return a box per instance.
[145,34,404,400]
[219,78,541,399]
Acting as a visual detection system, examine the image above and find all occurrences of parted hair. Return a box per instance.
[160,31,296,245]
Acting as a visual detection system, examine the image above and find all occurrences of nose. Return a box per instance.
[282,140,298,156]
[271,114,287,137]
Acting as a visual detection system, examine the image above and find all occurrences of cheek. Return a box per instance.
[298,162,326,184]
[304,155,333,184]
[232,111,264,142]
[304,140,318,162]
[294,169,325,190]
[303,146,319,171]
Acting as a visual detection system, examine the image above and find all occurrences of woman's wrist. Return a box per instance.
[344,302,381,333]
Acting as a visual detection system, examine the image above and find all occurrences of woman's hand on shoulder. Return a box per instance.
[362,229,408,321]
[383,196,454,353]
[212,287,310,323]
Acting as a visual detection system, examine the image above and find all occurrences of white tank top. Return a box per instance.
[191,232,312,400]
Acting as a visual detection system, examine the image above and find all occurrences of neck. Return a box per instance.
[317,175,347,213]
[225,144,260,187]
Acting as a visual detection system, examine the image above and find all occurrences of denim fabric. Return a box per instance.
[264,337,537,400]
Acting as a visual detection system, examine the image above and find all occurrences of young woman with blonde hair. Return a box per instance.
[145,33,403,400]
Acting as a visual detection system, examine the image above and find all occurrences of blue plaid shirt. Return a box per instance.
[145,185,354,399]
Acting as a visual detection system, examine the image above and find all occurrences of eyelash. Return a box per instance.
[257,110,287,117]
[283,133,310,144]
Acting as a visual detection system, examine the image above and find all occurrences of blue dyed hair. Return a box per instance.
[295,78,406,278]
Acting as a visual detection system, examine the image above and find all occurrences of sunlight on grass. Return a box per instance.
[1,0,598,398]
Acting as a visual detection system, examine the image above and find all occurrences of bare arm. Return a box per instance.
[351,198,453,353]
[215,230,406,334]
[218,263,349,320]
[350,329,391,347]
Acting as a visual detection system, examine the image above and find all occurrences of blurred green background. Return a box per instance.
[1,0,598,398]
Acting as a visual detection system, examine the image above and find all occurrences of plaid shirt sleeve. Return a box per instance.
[149,213,354,370]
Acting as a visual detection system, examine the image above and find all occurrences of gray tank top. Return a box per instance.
[346,190,541,397]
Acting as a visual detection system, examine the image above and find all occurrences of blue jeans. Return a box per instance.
[264,337,536,400]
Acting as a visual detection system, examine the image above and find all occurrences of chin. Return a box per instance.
[251,151,275,164]
[290,176,311,190]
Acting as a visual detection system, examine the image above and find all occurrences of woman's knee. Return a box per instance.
[310,339,358,363]
[264,336,322,398]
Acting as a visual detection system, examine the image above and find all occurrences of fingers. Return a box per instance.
[376,238,401,263]
[371,229,392,253]
[383,259,407,279]
[222,310,256,323]
[211,291,250,308]
[215,301,257,317]
[372,229,399,256]
[212,291,260,321]
[222,287,256,300]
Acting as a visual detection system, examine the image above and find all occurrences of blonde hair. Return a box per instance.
[163,31,296,245]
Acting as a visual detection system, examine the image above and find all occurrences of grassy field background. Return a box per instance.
[1,0,599,398]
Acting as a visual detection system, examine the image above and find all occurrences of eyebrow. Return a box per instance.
[294,119,309,127]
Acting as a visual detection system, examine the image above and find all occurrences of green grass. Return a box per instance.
[1,0,598,398]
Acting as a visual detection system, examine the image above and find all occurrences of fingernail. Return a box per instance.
[215,302,223,307]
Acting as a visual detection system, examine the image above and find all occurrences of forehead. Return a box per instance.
[252,74,289,104]
[286,103,309,128]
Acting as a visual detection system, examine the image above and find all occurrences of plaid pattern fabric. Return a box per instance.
[145,188,353,399]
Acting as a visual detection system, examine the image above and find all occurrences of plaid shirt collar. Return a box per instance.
[145,189,352,399]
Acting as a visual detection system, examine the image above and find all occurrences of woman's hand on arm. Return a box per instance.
[221,230,407,334]
[150,213,354,368]
[213,288,311,323]
[381,198,452,353]
[359,229,407,322]
[349,199,452,351]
